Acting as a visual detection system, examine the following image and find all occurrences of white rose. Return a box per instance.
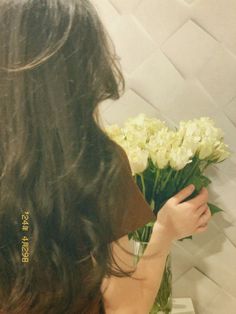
[123,125,148,149]
[211,142,231,162]
[150,147,169,169]
[126,147,149,175]
[197,139,214,160]
[169,146,193,170]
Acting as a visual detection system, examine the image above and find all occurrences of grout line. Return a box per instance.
[223,232,236,249]
[159,45,186,79]
[190,18,221,43]
[128,88,160,112]
[172,265,194,284]
[193,266,231,293]
[107,0,121,15]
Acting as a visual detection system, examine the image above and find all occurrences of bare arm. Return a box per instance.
[101,222,172,314]
[101,185,211,314]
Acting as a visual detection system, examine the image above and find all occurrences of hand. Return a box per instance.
[154,185,211,241]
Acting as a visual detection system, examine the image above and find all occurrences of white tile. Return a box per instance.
[162,20,220,78]
[214,154,236,184]
[108,15,157,73]
[210,210,235,231]
[209,191,236,222]
[224,97,236,127]
[91,0,119,29]
[162,83,235,153]
[204,168,236,221]
[172,298,196,314]
[99,90,185,135]
[163,83,236,154]
[129,49,186,109]
[197,46,236,107]
[171,243,194,282]
[99,89,163,126]
[110,0,142,14]
[199,290,236,314]
[98,99,114,114]
[173,267,222,312]
[162,79,219,119]
[184,0,197,4]
[223,223,236,247]
[134,0,189,45]
[192,0,236,54]
[195,234,236,297]
[175,220,221,256]
[204,165,236,191]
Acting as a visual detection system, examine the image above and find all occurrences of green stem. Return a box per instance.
[151,168,159,201]
[179,158,200,188]
[140,173,146,198]
[173,171,179,181]
[150,254,172,313]
[161,169,174,191]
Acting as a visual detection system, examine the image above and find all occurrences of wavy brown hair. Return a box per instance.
[0,0,133,313]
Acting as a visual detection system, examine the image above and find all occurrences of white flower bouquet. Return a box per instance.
[105,114,231,242]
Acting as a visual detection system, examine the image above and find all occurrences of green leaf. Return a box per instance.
[128,232,133,240]
[185,176,202,192]
[208,202,224,215]
[199,175,212,187]
[142,164,158,203]
[145,221,155,228]
[179,174,212,203]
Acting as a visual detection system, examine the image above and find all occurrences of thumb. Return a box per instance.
[172,184,195,204]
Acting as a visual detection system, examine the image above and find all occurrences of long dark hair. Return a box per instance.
[0,0,132,312]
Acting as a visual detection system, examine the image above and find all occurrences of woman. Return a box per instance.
[0,0,211,313]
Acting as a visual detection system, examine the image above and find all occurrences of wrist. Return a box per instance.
[150,221,173,254]
[154,221,173,240]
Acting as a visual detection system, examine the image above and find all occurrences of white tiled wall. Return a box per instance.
[92,1,236,313]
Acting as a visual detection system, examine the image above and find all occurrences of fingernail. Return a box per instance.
[190,184,195,191]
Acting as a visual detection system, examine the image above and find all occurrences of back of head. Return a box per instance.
[0,0,127,313]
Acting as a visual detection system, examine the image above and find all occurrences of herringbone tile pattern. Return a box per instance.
[93,1,236,313]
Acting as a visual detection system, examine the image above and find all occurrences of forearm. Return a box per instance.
[132,222,173,313]
[102,222,173,314]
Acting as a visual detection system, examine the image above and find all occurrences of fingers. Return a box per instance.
[194,208,211,234]
[194,224,208,234]
[196,203,209,216]
[171,184,195,205]
[197,207,211,227]
[187,187,209,209]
